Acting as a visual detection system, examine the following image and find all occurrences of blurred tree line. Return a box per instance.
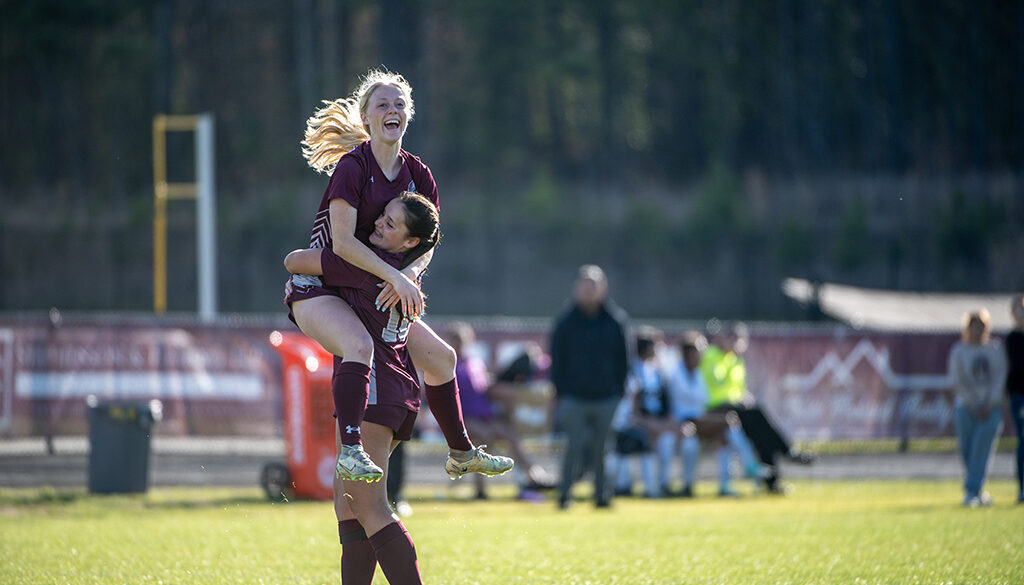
[1,0,1022,320]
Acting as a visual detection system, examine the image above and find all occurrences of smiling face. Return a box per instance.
[361,84,409,145]
[369,198,419,254]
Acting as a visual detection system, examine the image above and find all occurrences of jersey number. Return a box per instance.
[382,307,412,343]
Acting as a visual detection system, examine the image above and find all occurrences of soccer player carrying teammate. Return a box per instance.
[285,69,513,486]
[286,191,509,584]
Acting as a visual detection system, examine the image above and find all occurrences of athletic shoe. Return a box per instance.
[525,465,557,490]
[787,449,816,465]
[745,462,774,479]
[444,445,514,480]
[392,499,414,517]
[765,481,792,496]
[335,444,383,482]
[517,488,546,503]
[962,493,983,507]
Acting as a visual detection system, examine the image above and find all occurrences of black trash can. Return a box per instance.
[87,398,162,494]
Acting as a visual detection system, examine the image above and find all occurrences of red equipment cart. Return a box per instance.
[262,330,336,500]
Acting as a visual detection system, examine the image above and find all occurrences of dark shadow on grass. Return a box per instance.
[0,486,85,507]
[0,486,301,510]
[142,494,291,510]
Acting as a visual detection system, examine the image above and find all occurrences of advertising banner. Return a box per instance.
[0,316,996,441]
[748,331,958,440]
[0,318,282,436]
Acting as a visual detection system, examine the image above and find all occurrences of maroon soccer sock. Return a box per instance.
[334,360,371,447]
[424,378,473,451]
[369,521,422,585]
[339,519,377,585]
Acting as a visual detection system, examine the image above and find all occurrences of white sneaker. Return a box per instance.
[393,499,414,517]
[335,444,383,482]
[444,445,514,480]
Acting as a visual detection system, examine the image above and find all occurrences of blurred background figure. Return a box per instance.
[550,264,630,509]
[487,342,558,500]
[948,309,1007,507]
[444,322,555,501]
[610,326,673,498]
[669,332,767,497]
[386,441,413,517]
[1006,294,1024,504]
[702,320,813,494]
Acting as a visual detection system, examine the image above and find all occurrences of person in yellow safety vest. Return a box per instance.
[700,320,815,494]
[700,336,751,409]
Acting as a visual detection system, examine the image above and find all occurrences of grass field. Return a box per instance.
[2,480,1021,585]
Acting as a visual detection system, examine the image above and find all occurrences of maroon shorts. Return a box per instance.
[284,274,338,325]
[364,404,418,441]
[331,404,417,440]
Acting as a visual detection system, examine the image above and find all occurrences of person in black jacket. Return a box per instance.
[550,264,630,509]
[1005,293,1024,504]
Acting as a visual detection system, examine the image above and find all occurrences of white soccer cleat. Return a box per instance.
[336,444,383,482]
[444,445,514,480]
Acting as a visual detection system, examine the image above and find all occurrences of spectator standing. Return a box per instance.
[948,309,1007,507]
[1006,294,1024,504]
[550,264,630,509]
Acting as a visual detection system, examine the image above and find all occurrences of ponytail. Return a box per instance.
[300,98,369,174]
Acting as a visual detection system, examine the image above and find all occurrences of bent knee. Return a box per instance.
[724,411,741,427]
[342,330,374,363]
[425,342,457,378]
[345,493,392,523]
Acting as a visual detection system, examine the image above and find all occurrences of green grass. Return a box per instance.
[797,437,1018,455]
[1,481,1021,584]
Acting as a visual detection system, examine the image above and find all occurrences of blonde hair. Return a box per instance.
[301,69,415,174]
[961,308,991,343]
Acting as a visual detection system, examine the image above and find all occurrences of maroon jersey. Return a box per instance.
[309,141,439,250]
[287,141,439,315]
[320,248,420,412]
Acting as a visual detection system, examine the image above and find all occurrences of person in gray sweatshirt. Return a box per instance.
[947,309,1007,507]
